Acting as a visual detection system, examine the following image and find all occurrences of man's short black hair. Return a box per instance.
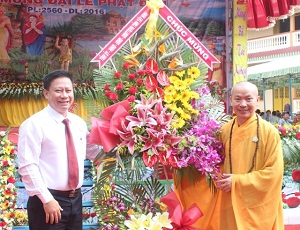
[43,70,74,90]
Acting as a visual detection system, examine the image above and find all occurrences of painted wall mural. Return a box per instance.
[0,0,227,87]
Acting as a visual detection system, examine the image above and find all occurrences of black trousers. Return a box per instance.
[27,191,82,230]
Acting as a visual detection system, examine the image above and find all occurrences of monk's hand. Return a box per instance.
[43,199,63,224]
[216,174,232,193]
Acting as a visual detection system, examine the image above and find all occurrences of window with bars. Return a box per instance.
[295,13,300,30]
[285,87,289,98]
[280,88,284,98]
[280,18,290,33]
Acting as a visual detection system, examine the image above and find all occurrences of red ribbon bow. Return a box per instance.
[90,100,131,152]
[160,191,203,230]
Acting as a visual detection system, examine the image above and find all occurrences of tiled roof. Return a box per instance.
[248,46,300,61]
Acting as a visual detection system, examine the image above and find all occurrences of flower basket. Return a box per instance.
[86,0,230,229]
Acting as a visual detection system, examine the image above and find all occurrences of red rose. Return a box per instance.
[127,95,135,102]
[128,86,137,95]
[296,132,300,139]
[2,160,8,166]
[136,78,143,86]
[281,129,287,136]
[114,71,122,78]
[292,169,300,183]
[128,73,136,80]
[104,84,110,91]
[108,92,118,101]
[137,69,146,75]
[116,82,124,90]
[105,91,112,98]
[122,62,131,69]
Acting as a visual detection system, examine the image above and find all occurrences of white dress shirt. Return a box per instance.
[18,105,101,204]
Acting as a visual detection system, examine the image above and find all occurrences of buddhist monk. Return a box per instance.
[216,81,284,229]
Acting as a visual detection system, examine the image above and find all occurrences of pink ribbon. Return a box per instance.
[160,191,203,230]
[89,100,131,152]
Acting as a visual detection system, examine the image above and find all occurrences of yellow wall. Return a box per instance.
[0,98,88,127]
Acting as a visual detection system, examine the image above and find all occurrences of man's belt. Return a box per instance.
[48,188,81,198]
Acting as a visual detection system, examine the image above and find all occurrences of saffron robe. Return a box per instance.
[219,114,284,230]
[174,170,220,229]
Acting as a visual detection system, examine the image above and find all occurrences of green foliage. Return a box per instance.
[205,21,225,36]
[92,153,168,229]
[281,138,300,163]
[71,51,96,82]
[71,14,106,34]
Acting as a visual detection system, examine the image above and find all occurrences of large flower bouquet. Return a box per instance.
[87,1,229,229]
[0,129,17,230]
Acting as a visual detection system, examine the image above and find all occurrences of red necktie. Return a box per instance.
[63,118,79,190]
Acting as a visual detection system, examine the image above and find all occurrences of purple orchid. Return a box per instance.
[176,112,224,176]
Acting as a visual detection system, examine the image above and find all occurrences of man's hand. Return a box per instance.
[43,199,63,224]
[216,174,232,193]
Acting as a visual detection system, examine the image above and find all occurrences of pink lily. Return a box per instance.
[117,122,137,154]
[126,107,157,128]
[163,133,182,158]
[139,129,164,155]
[135,94,157,110]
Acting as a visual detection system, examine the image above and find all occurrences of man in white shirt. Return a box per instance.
[18,70,101,230]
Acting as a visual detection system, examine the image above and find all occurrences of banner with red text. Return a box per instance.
[0,0,227,86]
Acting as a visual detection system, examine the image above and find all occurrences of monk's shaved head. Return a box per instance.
[231,81,258,96]
[230,81,260,125]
